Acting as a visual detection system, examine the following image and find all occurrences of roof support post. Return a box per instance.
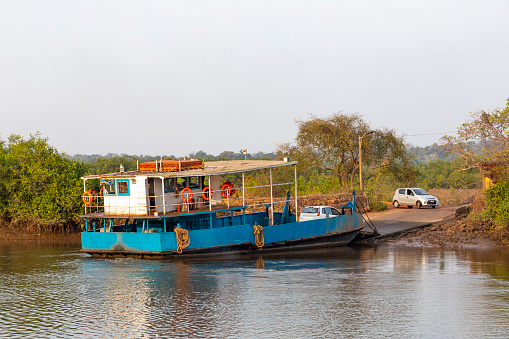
[242,172,245,207]
[129,190,132,216]
[83,179,87,215]
[209,176,213,229]
[160,177,166,215]
[270,167,274,225]
[208,176,212,212]
[294,164,298,221]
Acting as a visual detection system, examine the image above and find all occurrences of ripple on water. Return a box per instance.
[0,242,508,338]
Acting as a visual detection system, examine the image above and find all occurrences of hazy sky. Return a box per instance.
[1,0,508,156]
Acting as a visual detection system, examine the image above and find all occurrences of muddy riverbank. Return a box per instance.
[0,223,81,240]
[379,216,509,248]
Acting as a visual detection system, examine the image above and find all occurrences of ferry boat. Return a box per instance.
[80,159,364,258]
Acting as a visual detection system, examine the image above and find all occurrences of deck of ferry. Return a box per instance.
[80,204,248,220]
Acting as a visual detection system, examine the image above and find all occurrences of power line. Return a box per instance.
[405,131,456,137]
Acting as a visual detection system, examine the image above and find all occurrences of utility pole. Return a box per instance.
[359,131,374,191]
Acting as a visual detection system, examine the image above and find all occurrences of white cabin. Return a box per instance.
[81,160,296,217]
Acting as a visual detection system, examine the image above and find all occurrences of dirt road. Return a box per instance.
[364,205,457,236]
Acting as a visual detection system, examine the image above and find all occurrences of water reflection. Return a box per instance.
[0,240,508,338]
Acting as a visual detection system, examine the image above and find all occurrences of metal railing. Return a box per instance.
[82,182,295,217]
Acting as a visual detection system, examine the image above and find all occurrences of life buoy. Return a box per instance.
[82,191,93,205]
[221,182,235,198]
[99,187,104,200]
[181,188,193,201]
[202,186,213,201]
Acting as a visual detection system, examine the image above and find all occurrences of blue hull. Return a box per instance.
[81,213,364,257]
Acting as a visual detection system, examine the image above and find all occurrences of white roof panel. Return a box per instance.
[82,160,297,180]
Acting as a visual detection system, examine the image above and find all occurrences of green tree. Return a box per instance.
[442,98,509,181]
[0,139,8,217]
[442,98,509,228]
[485,177,509,227]
[88,156,140,174]
[278,112,415,192]
[0,133,85,222]
[416,158,481,189]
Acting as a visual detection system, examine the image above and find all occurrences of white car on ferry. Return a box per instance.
[299,206,342,222]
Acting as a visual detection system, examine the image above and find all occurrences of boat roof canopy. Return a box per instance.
[81,160,297,180]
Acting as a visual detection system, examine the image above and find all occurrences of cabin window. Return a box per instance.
[102,180,116,195]
[176,177,186,190]
[164,178,175,193]
[189,176,200,189]
[117,179,130,196]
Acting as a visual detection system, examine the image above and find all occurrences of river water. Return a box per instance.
[1,239,508,338]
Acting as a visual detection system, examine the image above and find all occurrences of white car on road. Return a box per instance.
[392,188,439,209]
[299,206,342,222]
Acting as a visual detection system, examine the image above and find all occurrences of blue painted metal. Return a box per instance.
[80,182,362,256]
[116,179,130,196]
[81,206,362,255]
[280,191,291,224]
[340,190,356,215]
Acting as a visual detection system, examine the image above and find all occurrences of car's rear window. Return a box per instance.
[302,207,319,213]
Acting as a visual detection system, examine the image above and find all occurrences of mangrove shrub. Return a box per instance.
[485,178,509,227]
[0,133,85,223]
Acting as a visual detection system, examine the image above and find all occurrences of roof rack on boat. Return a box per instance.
[81,160,297,180]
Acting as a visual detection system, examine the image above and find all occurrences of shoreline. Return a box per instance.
[0,231,81,241]
[1,207,507,249]
[364,216,508,249]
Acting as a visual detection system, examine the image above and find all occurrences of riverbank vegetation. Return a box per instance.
[442,98,509,229]
[386,99,509,247]
[0,99,507,238]
[0,134,85,234]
